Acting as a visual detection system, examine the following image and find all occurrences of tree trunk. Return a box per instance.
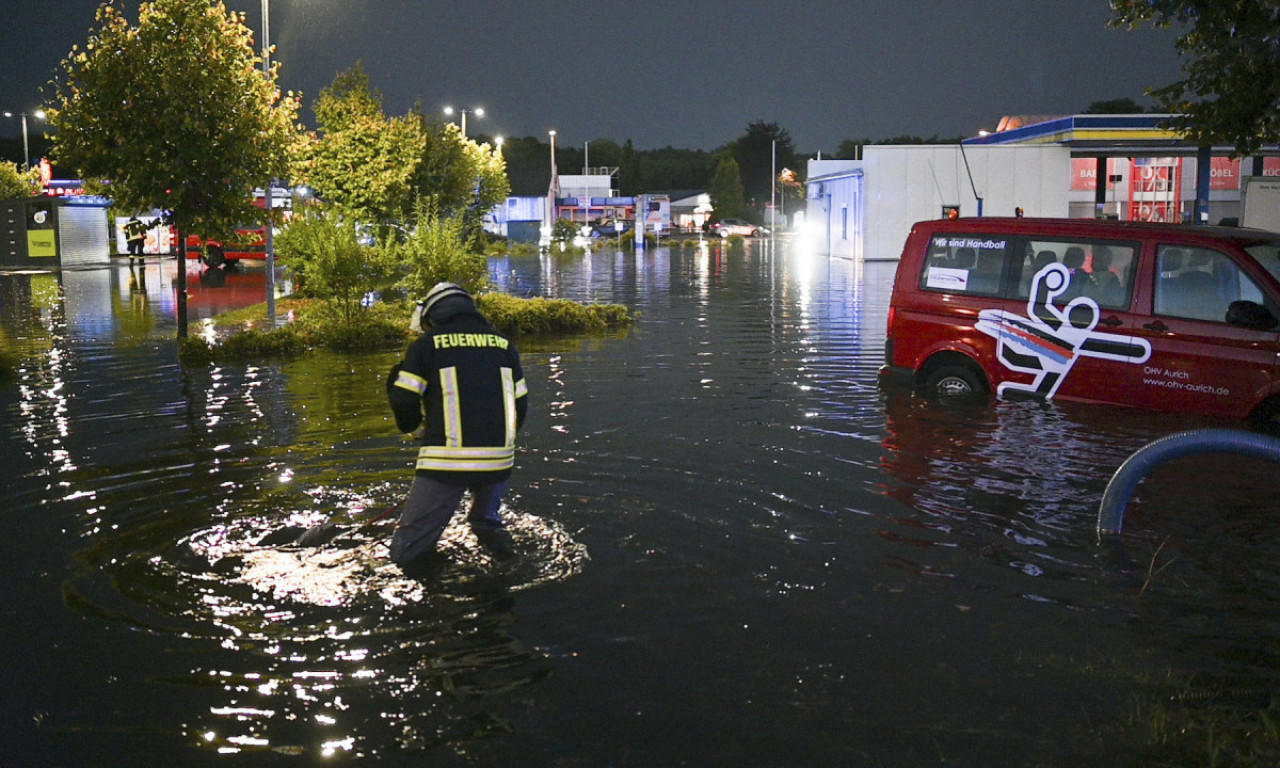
[175,227,188,339]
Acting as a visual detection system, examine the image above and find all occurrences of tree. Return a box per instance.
[1110,1,1280,154]
[834,138,872,160]
[708,153,745,221]
[301,64,422,233]
[274,209,393,321]
[1083,97,1147,114]
[619,139,641,196]
[410,116,509,237]
[49,0,300,238]
[301,67,509,240]
[393,198,489,298]
[495,134,555,196]
[0,162,40,200]
[730,121,798,206]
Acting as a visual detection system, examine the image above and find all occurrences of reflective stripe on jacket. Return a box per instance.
[388,308,527,485]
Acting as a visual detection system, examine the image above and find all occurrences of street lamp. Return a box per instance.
[443,106,484,137]
[3,109,46,168]
[261,0,276,325]
[543,129,558,246]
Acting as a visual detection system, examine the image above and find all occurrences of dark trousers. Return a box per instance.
[389,475,506,567]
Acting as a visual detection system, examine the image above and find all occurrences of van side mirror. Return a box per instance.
[1226,300,1278,330]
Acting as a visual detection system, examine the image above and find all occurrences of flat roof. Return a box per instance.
[962,114,1279,157]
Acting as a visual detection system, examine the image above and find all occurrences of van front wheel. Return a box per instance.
[924,365,985,400]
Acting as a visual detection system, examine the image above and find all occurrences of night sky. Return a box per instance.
[2,0,1185,153]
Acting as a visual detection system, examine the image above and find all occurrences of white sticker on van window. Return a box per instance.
[974,263,1152,399]
[926,267,969,291]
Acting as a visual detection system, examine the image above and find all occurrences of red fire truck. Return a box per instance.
[186,188,291,268]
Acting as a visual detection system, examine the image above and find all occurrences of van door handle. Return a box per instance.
[1098,316,1123,327]
[1143,320,1169,332]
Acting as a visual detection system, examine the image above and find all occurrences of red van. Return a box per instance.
[881,217,1280,429]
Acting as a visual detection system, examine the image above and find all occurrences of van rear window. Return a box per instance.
[919,235,1010,297]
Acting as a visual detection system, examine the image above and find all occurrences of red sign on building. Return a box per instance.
[1129,158,1182,222]
[1071,158,1119,191]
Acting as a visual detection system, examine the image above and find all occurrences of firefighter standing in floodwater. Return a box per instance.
[124,216,150,262]
[386,282,528,571]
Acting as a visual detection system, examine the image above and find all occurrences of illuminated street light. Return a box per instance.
[3,109,47,169]
[542,129,558,246]
[443,106,484,138]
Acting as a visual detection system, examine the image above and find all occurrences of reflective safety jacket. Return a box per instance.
[388,309,528,485]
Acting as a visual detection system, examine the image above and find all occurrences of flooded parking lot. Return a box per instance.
[2,245,1279,766]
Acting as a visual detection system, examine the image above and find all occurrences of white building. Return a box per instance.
[807,145,1069,260]
[807,114,1280,261]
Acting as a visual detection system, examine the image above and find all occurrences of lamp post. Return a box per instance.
[261,0,276,325]
[443,106,484,138]
[3,109,46,168]
[543,129,557,246]
[771,139,776,247]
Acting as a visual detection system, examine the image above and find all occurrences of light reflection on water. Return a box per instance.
[3,246,1280,765]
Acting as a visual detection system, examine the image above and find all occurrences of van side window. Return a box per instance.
[1014,239,1138,310]
[1244,242,1280,285]
[1154,246,1264,323]
[918,234,1010,297]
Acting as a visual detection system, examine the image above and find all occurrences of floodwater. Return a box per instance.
[2,245,1279,767]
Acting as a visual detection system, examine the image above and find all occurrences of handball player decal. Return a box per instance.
[975,263,1151,398]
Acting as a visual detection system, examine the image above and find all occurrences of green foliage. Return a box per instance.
[49,0,301,237]
[731,121,798,204]
[283,298,406,351]
[614,229,657,250]
[412,116,510,236]
[500,134,713,198]
[179,297,406,365]
[550,218,579,244]
[709,153,746,221]
[475,293,632,337]
[833,135,968,159]
[1083,97,1148,115]
[1110,1,1280,154]
[301,66,509,238]
[0,162,40,200]
[311,62,384,132]
[302,64,422,231]
[393,198,489,298]
[179,294,631,366]
[274,209,393,321]
[480,236,537,257]
[179,325,307,365]
[612,142,714,196]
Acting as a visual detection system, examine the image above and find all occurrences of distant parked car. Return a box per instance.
[590,219,633,238]
[709,218,768,238]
